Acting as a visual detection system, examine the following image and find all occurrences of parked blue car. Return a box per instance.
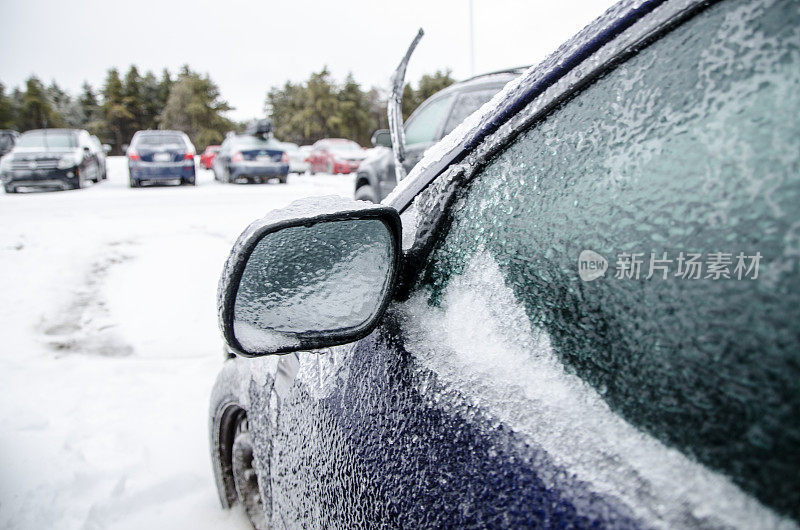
[212,132,290,184]
[209,0,800,527]
[127,130,196,187]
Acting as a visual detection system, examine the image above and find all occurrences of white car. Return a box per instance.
[280,142,311,174]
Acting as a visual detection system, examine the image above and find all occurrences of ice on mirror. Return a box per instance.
[233,218,393,350]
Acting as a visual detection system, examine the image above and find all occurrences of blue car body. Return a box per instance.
[210,0,800,527]
[213,134,289,184]
[127,130,196,186]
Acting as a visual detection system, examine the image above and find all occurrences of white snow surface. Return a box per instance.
[0,157,354,529]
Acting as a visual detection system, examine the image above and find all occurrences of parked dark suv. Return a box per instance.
[353,69,522,203]
[210,0,800,527]
[0,129,103,193]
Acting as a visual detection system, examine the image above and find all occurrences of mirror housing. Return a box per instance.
[218,197,402,357]
[371,129,392,148]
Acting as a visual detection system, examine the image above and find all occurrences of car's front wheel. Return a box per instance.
[232,417,268,530]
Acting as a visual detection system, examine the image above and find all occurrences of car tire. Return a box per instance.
[184,177,196,186]
[279,175,287,184]
[231,417,268,530]
[355,184,379,203]
[129,177,138,188]
[4,184,16,194]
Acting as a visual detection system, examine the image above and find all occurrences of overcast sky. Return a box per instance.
[1,0,617,122]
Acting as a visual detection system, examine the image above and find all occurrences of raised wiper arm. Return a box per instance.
[388,28,424,182]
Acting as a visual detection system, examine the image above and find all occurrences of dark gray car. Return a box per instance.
[354,70,522,203]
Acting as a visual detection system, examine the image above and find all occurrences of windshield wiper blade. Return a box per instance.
[388,28,424,183]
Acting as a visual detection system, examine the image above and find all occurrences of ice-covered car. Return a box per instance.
[355,69,523,203]
[90,134,110,181]
[307,138,366,175]
[127,130,196,187]
[281,142,311,174]
[209,0,800,527]
[213,134,290,184]
[1,129,104,193]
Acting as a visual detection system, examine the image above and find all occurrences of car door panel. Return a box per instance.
[270,328,641,528]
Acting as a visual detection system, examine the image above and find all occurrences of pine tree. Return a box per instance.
[0,83,14,129]
[19,77,62,130]
[123,65,144,136]
[79,82,102,134]
[158,67,234,150]
[47,81,83,128]
[338,73,371,145]
[101,68,134,153]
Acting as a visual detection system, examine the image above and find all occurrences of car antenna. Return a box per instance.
[389,28,424,182]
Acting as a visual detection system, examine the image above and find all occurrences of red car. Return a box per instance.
[200,145,220,169]
[307,138,367,175]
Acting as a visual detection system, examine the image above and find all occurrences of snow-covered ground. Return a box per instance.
[0,157,354,529]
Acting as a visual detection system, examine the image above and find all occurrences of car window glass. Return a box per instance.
[407,0,799,521]
[441,88,499,137]
[404,94,454,146]
[135,134,185,147]
[16,131,76,148]
[234,136,283,149]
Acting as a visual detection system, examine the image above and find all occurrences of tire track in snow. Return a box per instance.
[38,240,137,357]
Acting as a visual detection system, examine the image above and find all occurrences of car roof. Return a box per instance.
[430,69,528,99]
[22,128,79,134]
[135,130,185,135]
[387,0,682,213]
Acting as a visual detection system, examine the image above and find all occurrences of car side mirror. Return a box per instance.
[371,129,392,148]
[102,144,111,154]
[122,144,129,152]
[218,197,402,356]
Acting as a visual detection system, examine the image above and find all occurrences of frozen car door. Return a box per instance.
[268,0,799,526]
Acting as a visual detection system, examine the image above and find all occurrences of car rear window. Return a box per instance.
[234,136,283,149]
[135,134,185,147]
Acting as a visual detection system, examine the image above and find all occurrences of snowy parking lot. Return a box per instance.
[0,157,354,529]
